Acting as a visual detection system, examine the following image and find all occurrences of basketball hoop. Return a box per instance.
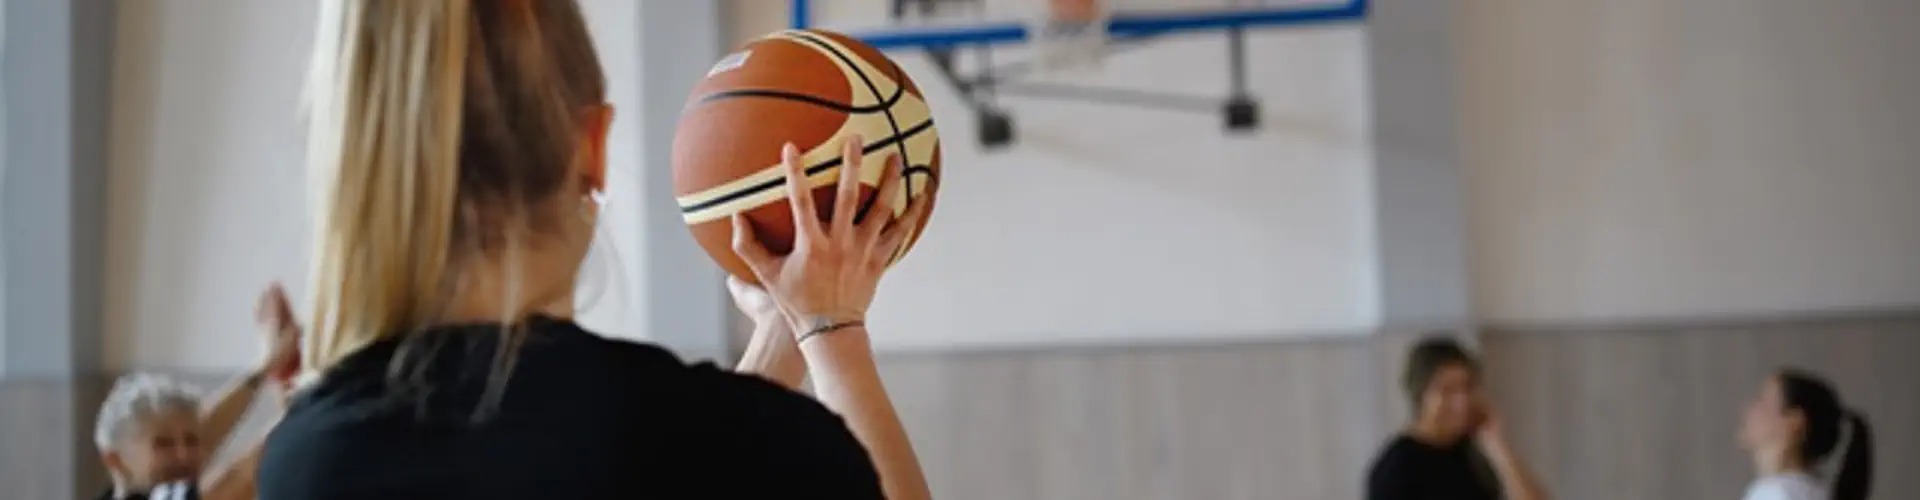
[1031,0,1108,73]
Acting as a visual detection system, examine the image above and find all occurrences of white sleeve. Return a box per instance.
[1740,480,1790,500]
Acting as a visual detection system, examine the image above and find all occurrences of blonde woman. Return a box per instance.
[256,1,931,499]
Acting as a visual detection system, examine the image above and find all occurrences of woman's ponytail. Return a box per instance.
[302,0,471,375]
[1832,410,1874,500]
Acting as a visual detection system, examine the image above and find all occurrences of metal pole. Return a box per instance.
[1226,26,1248,97]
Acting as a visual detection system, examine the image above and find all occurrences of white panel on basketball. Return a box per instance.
[733,1,1377,350]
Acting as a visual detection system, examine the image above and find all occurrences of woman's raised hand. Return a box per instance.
[728,136,928,334]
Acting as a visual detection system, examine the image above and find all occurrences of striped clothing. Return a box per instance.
[95,481,199,500]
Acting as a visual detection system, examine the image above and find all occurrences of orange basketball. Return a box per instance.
[672,29,941,284]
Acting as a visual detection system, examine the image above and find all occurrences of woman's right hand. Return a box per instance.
[729,136,928,335]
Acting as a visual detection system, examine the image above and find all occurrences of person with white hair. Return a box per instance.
[92,285,301,500]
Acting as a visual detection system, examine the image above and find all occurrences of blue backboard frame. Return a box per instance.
[790,0,1369,49]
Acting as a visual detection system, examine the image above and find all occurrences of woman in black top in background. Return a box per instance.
[1366,337,1550,500]
[256,1,933,498]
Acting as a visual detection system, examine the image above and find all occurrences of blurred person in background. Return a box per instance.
[1366,336,1551,500]
[92,285,300,500]
[1738,368,1874,500]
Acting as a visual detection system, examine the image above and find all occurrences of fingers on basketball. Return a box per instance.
[780,143,824,244]
[861,154,904,243]
[832,135,867,239]
[873,183,930,271]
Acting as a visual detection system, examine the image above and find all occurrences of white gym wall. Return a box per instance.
[101,0,655,372]
[104,0,315,372]
[1462,0,1920,326]
[732,2,1381,350]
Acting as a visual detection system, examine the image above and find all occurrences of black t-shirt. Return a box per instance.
[95,481,199,500]
[1365,435,1500,500]
[256,317,883,499]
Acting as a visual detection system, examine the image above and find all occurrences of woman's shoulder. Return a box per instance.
[558,324,844,425]
[590,331,878,483]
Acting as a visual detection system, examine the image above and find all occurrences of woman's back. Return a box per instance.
[257,318,883,499]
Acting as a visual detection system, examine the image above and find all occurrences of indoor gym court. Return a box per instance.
[1,0,1917,499]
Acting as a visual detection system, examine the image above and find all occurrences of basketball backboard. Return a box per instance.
[790,0,1366,49]
[784,0,1368,147]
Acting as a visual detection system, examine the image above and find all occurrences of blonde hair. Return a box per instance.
[301,0,606,392]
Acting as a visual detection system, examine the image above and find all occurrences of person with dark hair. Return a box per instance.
[1365,336,1550,500]
[255,1,932,499]
[1738,368,1874,500]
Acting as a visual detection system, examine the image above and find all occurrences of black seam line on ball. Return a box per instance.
[696,87,899,113]
[786,31,916,223]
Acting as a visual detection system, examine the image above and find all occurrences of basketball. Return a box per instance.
[672,29,941,283]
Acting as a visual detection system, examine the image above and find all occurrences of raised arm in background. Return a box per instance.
[199,284,302,500]
[1476,406,1550,500]
[200,285,300,451]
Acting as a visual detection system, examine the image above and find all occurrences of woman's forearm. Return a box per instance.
[1483,440,1549,500]
[200,442,263,500]
[199,368,266,449]
[799,327,930,500]
[734,321,808,390]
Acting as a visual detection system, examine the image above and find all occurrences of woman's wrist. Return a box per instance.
[736,320,809,389]
[745,310,790,334]
[787,309,862,326]
[796,326,881,393]
[796,325,874,358]
[795,318,865,344]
